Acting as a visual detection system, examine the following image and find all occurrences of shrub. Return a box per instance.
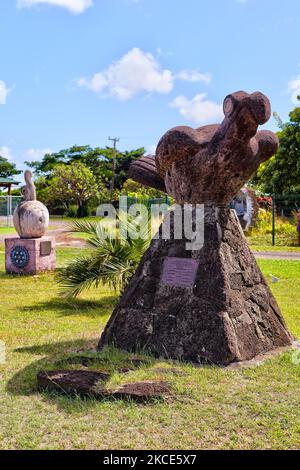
[257,196,273,211]
[56,214,151,297]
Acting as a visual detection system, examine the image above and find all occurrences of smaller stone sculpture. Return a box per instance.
[13,170,49,239]
[6,170,55,274]
[231,187,259,230]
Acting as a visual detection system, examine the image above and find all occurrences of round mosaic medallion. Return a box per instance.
[10,246,30,269]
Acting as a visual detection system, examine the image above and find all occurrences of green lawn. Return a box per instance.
[246,233,300,248]
[0,246,299,450]
[50,216,103,224]
[249,245,300,252]
[0,227,17,235]
[0,226,55,235]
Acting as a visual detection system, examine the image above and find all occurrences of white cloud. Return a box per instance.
[288,75,300,104]
[148,144,157,155]
[78,48,213,101]
[78,48,173,100]
[17,0,93,14]
[170,94,223,125]
[0,147,13,161]
[175,70,211,84]
[0,80,11,105]
[25,148,52,160]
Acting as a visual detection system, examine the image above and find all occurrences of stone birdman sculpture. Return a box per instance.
[13,170,49,238]
[5,170,55,274]
[99,91,293,365]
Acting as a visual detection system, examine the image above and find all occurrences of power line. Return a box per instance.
[108,136,120,201]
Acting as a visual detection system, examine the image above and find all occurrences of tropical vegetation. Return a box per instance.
[252,97,300,196]
[0,155,21,179]
[56,215,151,297]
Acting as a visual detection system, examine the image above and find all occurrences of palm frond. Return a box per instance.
[56,256,102,298]
[67,219,101,235]
[57,211,153,297]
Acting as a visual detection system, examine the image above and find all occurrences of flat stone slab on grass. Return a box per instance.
[37,370,110,396]
[108,381,171,401]
[37,370,170,402]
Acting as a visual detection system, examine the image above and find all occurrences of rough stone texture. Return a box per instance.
[99,208,293,365]
[110,381,171,401]
[37,370,170,401]
[37,370,109,396]
[129,155,166,192]
[13,200,49,239]
[13,170,49,239]
[5,236,56,274]
[130,91,278,206]
[99,90,293,365]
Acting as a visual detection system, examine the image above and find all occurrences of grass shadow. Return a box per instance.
[14,338,97,356]
[7,338,97,399]
[21,295,118,318]
[7,339,159,412]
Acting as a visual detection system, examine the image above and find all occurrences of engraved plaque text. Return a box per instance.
[161,257,199,288]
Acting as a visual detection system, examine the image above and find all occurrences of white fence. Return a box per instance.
[0,196,22,227]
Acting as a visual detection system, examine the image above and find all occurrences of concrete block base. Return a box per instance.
[5,236,56,275]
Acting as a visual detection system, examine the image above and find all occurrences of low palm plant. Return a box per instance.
[56,215,152,298]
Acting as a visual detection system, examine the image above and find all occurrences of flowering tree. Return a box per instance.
[47,162,104,217]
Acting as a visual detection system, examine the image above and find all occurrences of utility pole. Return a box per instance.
[108,136,120,202]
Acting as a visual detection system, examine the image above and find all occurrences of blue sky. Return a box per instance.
[1,0,300,172]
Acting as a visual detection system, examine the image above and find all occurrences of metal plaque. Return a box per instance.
[40,241,52,256]
[161,257,199,288]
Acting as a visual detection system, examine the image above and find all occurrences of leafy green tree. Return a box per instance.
[0,156,21,178]
[25,151,65,176]
[25,145,145,191]
[113,148,146,189]
[121,178,165,198]
[25,146,98,177]
[34,176,51,206]
[46,162,105,217]
[253,97,300,195]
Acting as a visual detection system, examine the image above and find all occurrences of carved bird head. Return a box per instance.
[129,91,278,206]
[21,170,37,201]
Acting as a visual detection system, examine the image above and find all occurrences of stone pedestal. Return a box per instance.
[5,236,56,275]
[99,208,293,365]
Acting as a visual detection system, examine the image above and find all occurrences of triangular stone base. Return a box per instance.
[98,207,293,365]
